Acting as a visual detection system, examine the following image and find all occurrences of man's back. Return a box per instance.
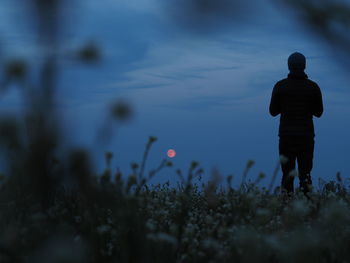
[269,73,323,137]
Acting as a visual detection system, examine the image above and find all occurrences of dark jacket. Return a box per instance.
[269,72,323,137]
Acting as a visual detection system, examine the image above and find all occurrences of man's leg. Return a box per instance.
[297,137,315,195]
[279,136,297,194]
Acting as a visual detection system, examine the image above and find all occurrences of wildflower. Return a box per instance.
[130,162,139,170]
[149,136,157,143]
[105,152,113,167]
[227,175,233,185]
[291,199,310,217]
[205,215,213,225]
[5,59,27,80]
[147,232,177,245]
[246,160,255,169]
[191,161,199,169]
[258,172,266,179]
[77,42,100,62]
[111,100,133,122]
[97,225,111,234]
[127,175,137,185]
[256,208,270,217]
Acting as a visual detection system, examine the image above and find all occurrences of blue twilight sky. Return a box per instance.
[0,0,350,188]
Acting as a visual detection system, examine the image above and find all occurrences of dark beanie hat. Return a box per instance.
[288,52,306,70]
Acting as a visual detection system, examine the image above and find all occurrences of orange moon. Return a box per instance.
[167,149,176,158]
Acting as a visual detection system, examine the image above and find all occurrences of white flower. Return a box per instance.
[97,225,111,234]
[292,200,310,216]
[147,232,177,245]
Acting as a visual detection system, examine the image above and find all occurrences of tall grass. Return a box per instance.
[0,138,349,262]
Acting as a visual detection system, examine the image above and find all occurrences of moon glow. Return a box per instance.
[167,149,176,158]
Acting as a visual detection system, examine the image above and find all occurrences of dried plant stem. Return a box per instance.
[268,159,281,194]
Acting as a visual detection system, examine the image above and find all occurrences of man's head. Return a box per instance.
[288,52,306,71]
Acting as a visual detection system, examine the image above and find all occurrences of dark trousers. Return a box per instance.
[279,136,314,194]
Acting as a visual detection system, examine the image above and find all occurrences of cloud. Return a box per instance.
[4,0,349,123]
[85,0,161,15]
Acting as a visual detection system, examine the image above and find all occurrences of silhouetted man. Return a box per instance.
[269,52,323,196]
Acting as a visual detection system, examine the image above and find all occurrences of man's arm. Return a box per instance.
[269,83,280,117]
[312,84,323,118]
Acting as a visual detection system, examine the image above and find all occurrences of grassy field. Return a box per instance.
[0,152,349,263]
